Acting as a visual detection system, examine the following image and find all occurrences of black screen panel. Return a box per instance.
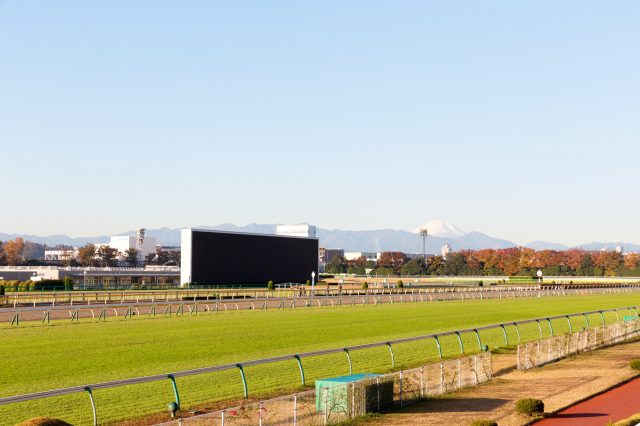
[190,230,318,285]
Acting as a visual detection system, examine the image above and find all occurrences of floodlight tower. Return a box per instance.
[137,228,146,265]
[420,228,428,259]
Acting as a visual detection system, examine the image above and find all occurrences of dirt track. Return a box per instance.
[367,339,640,426]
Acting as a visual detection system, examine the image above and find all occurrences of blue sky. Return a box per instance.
[1,1,639,245]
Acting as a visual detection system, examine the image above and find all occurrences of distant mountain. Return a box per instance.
[574,242,640,252]
[0,233,108,247]
[525,241,570,251]
[411,219,466,238]
[456,231,516,250]
[2,221,639,254]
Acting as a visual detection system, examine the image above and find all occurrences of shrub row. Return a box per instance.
[0,278,73,292]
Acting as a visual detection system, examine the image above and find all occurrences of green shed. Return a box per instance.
[315,374,382,414]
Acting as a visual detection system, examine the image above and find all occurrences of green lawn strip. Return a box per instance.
[0,294,637,424]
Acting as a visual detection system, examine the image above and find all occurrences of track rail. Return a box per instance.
[1,305,637,407]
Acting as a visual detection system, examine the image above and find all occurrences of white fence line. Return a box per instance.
[158,352,492,425]
[517,320,640,370]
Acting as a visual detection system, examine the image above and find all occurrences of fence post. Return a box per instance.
[455,331,464,355]
[168,374,181,409]
[536,320,543,338]
[547,318,554,336]
[294,355,305,386]
[599,311,606,325]
[474,329,482,351]
[387,343,395,369]
[434,336,443,360]
[293,394,297,426]
[583,313,590,329]
[351,381,356,418]
[474,355,479,384]
[344,348,353,375]
[84,386,97,426]
[500,325,508,346]
[236,364,248,398]
[514,322,521,343]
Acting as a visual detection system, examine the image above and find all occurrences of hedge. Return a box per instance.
[515,398,544,416]
[470,421,498,426]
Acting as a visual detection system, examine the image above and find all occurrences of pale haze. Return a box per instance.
[1,1,638,246]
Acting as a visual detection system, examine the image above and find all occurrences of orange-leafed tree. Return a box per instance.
[4,237,25,265]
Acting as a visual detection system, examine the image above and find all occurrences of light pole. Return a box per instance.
[420,228,428,259]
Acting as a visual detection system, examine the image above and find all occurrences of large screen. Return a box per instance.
[188,230,318,285]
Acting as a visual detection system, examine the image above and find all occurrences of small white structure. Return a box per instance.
[108,234,156,257]
[276,224,316,238]
[44,249,77,261]
[344,252,377,262]
[615,246,624,254]
[441,244,452,259]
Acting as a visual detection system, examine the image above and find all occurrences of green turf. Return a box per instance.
[0,293,638,425]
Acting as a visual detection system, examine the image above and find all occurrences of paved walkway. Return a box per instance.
[536,376,640,425]
[367,339,640,426]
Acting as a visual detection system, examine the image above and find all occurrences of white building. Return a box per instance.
[344,252,377,262]
[108,235,157,257]
[276,224,316,238]
[44,249,77,261]
[441,244,452,259]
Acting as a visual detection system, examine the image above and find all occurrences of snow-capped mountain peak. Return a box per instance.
[411,219,466,238]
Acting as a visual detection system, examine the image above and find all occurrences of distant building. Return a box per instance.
[616,246,624,254]
[319,248,344,264]
[44,249,77,262]
[276,224,316,238]
[441,244,452,259]
[404,253,423,260]
[105,235,156,258]
[344,252,377,262]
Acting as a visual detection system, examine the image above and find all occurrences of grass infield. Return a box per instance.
[0,293,638,424]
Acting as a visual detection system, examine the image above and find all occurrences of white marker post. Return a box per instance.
[537,269,543,287]
[311,271,316,296]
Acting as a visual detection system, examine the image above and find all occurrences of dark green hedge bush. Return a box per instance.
[470,420,498,426]
[515,398,544,416]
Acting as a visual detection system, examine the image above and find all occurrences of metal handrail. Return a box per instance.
[3,287,637,315]
[0,305,637,407]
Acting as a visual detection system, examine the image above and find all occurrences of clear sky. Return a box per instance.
[1,1,639,246]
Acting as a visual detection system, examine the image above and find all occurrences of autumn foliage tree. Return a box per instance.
[4,238,25,265]
[377,252,408,274]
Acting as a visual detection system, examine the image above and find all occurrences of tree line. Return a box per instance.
[326,248,640,277]
[0,238,180,267]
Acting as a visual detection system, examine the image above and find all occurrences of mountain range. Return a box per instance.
[2,220,639,254]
